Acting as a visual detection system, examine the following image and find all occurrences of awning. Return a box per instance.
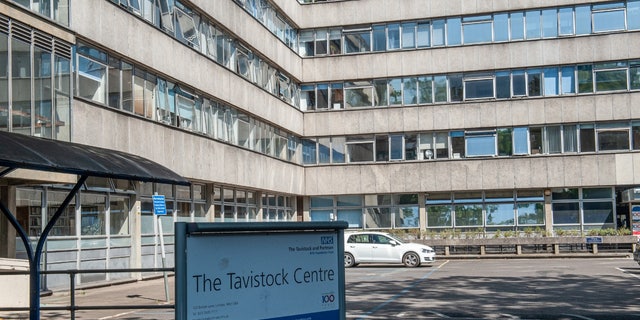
[0,130,189,186]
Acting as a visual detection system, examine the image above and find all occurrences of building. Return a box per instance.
[1,0,640,288]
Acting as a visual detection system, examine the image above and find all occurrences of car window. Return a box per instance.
[372,234,392,244]
[347,234,370,243]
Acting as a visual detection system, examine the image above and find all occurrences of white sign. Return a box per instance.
[185,231,341,320]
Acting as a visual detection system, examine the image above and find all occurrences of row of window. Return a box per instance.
[309,188,614,231]
[301,59,640,111]
[301,121,640,165]
[233,0,298,50]
[0,18,73,141]
[109,0,300,107]
[9,0,69,26]
[299,1,640,56]
[76,42,302,163]
[17,180,296,239]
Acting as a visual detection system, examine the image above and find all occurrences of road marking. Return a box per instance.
[562,314,596,320]
[616,267,640,280]
[355,260,449,320]
[99,310,141,319]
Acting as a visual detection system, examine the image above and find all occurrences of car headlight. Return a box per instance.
[422,248,434,254]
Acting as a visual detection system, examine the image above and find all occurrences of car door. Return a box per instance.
[370,234,400,262]
[346,234,374,261]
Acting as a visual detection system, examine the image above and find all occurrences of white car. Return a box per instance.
[344,231,436,268]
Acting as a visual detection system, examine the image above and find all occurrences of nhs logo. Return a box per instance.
[321,236,333,245]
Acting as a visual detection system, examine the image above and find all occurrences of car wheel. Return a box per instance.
[402,252,421,267]
[344,252,356,268]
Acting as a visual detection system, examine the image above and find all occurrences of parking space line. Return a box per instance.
[355,260,449,320]
[616,267,640,280]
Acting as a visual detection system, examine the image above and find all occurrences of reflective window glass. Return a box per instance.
[512,70,526,96]
[403,78,417,105]
[449,74,463,102]
[427,205,452,227]
[577,65,593,93]
[558,7,575,35]
[575,5,592,35]
[517,202,544,225]
[462,15,492,44]
[510,12,525,40]
[494,13,509,42]
[628,0,640,30]
[416,22,430,47]
[401,22,416,49]
[595,68,628,91]
[372,25,386,52]
[344,29,371,53]
[592,3,626,32]
[580,124,596,152]
[563,125,578,152]
[432,20,446,46]
[583,202,614,224]
[513,127,529,155]
[387,24,400,50]
[541,9,558,38]
[543,67,559,96]
[485,203,515,226]
[496,71,510,98]
[331,137,346,163]
[561,66,576,94]
[552,202,580,224]
[525,10,541,39]
[388,79,402,105]
[454,204,483,226]
[447,17,462,45]
[464,75,494,99]
[527,69,542,96]
[466,131,496,157]
[417,76,433,104]
[396,207,419,228]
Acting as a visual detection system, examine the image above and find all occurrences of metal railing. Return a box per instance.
[0,267,175,320]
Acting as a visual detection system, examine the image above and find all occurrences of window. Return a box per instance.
[594,62,628,91]
[510,12,525,40]
[577,64,593,93]
[541,9,558,38]
[387,24,400,50]
[315,29,327,55]
[344,27,371,53]
[417,76,433,104]
[77,55,107,104]
[416,22,430,48]
[318,137,331,164]
[403,78,417,105]
[513,127,529,155]
[575,5,592,35]
[432,19,445,46]
[464,73,494,99]
[447,17,462,45]
[597,123,630,151]
[497,128,512,156]
[466,130,497,157]
[543,68,559,96]
[302,138,317,164]
[592,2,626,33]
[630,61,640,90]
[559,7,575,35]
[389,135,404,161]
[401,22,416,49]
[344,81,375,108]
[346,136,374,162]
[512,70,526,96]
[426,193,453,228]
[375,135,389,161]
[494,13,509,42]
[372,25,386,52]
[580,124,596,152]
[561,66,576,94]
[462,15,492,44]
[525,10,541,39]
[495,71,510,99]
[527,69,542,96]
[449,74,463,102]
[629,0,640,30]
[388,78,402,106]
[331,137,345,163]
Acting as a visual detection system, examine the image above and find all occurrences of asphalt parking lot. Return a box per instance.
[3,258,640,319]
[346,258,640,319]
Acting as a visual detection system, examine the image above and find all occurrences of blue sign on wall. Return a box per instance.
[153,195,167,215]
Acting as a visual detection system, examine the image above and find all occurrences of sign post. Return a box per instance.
[152,194,170,302]
[175,221,348,320]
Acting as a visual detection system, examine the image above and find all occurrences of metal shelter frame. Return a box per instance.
[0,131,190,320]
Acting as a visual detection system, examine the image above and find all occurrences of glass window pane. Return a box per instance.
[577,65,593,93]
[311,196,333,207]
[630,62,640,90]
[512,70,526,96]
[405,134,417,160]
[525,10,541,39]
[575,5,592,35]
[375,135,389,161]
[561,66,576,94]
[466,133,496,157]
[563,125,578,152]
[447,17,462,45]
[510,12,525,40]
[593,8,626,32]
[310,209,333,221]
[486,203,515,225]
[345,86,374,108]
[449,75,463,102]
[527,69,542,96]
[464,77,494,99]
[347,140,374,162]
[337,209,362,228]
[583,202,614,224]
[302,138,316,164]
[541,9,558,38]
[388,78,402,105]
[427,205,452,227]
[454,204,483,226]
[77,55,106,104]
[401,22,416,49]
[374,79,388,106]
[583,187,613,199]
[344,30,371,53]
[559,7,575,35]
[494,13,509,42]
[463,16,492,44]
[513,127,529,155]
[497,128,512,156]
[496,71,510,98]
[371,25,385,52]
[552,202,580,224]
[543,67,559,96]
[390,135,403,160]
[365,207,391,228]
[595,69,628,91]
[418,76,433,104]
[403,78,417,105]
[517,202,545,224]
[396,207,419,228]
[432,20,446,46]
[416,22,430,48]
[81,194,106,235]
[337,195,362,206]
[545,126,562,154]
[530,127,543,154]
[318,137,331,164]
[580,125,596,152]
[598,129,630,151]
[434,75,448,102]
[629,0,640,30]
[387,24,400,50]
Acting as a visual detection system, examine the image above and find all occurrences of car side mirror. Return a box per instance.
[389,240,398,246]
